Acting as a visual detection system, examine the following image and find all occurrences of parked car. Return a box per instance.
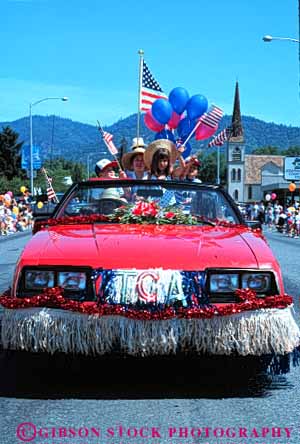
[1,179,299,373]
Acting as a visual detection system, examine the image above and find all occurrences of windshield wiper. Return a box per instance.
[197,219,216,226]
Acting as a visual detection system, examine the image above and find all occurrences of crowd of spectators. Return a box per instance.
[0,191,33,237]
[241,200,300,238]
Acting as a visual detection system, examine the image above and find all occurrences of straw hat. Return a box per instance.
[95,159,118,175]
[121,137,147,171]
[122,147,146,171]
[144,139,177,170]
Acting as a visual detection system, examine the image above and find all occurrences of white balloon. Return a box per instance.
[265,194,271,201]
[4,193,11,201]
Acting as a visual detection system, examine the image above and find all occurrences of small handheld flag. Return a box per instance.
[96,121,124,171]
[97,123,118,156]
[208,127,232,147]
[199,105,224,128]
[41,167,59,203]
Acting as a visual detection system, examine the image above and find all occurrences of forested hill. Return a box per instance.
[1,113,299,163]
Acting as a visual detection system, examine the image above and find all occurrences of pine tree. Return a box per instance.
[72,163,85,182]
[0,126,25,180]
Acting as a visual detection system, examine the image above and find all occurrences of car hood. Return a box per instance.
[19,223,274,270]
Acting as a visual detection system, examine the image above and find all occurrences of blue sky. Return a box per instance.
[1,0,299,128]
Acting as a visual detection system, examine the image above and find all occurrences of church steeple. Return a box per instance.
[230,81,244,142]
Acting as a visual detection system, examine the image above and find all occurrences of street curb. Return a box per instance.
[0,230,32,243]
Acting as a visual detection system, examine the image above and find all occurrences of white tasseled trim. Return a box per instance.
[1,306,299,356]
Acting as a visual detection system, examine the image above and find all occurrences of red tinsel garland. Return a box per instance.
[0,287,293,320]
[33,214,110,234]
[33,214,263,237]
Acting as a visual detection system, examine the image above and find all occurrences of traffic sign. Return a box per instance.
[21,144,42,170]
[284,156,300,181]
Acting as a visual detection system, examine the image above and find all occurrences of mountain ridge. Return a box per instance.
[1,114,299,164]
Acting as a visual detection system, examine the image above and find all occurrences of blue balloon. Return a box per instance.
[186,94,208,120]
[177,117,196,138]
[181,142,192,159]
[169,87,190,114]
[155,129,175,142]
[152,99,173,124]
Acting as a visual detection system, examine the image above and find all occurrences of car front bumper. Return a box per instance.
[1,306,299,357]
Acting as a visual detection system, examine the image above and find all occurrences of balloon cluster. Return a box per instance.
[0,191,13,207]
[144,87,218,159]
[265,192,277,202]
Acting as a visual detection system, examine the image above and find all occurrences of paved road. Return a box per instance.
[1,229,300,444]
[0,231,31,293]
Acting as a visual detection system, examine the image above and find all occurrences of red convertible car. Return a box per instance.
[1,179,299,373]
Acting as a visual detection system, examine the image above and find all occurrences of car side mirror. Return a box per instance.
[245,220,262,230]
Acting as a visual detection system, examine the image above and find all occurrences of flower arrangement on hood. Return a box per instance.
[111,200,198,225]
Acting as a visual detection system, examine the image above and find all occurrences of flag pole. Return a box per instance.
[137,49,144,141]
[96,121,123,171]
[217,145,220,185]
[181,118,203,146]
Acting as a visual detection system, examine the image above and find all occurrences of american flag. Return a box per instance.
[140,60,167,111]
[99,129,118,156]
[199,105,224,128]
[45,176,57,202]
[41,168,58,203]
[208,127,232,147]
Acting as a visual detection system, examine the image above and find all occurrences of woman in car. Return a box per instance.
[121,137,148,180]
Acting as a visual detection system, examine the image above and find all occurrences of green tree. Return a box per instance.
[33,158,87,193]
[283,146,300,156]
[71,163,85,182]
[0,126,25,180]
[198,151,227,184]
[252,146,280,155]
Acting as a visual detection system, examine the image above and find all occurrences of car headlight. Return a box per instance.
[241,273,271,292]
[208,271,273,295]
[25,270,55,290]
[58,271,87,291]
[19,267,94,301]
[210,273,239,293]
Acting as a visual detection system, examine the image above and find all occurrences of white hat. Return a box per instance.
[131,137,146,149]
[95,159,118,175]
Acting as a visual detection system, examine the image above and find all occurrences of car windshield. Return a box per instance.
[54,180,240,225]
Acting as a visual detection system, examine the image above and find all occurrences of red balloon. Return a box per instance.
[167,111,182,129]
[195,122,218,141]
[271,193,277,200]
[144,109,164,132]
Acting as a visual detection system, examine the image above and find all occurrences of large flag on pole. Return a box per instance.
[140,60,167,111]
[208,127,232,147]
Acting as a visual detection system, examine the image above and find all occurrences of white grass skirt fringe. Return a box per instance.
[1,306,299,356]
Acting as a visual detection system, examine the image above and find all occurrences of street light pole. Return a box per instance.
[29,97,68,196]
[87,153,90,179]
[262,35,300,43]
[29,102,33,196]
